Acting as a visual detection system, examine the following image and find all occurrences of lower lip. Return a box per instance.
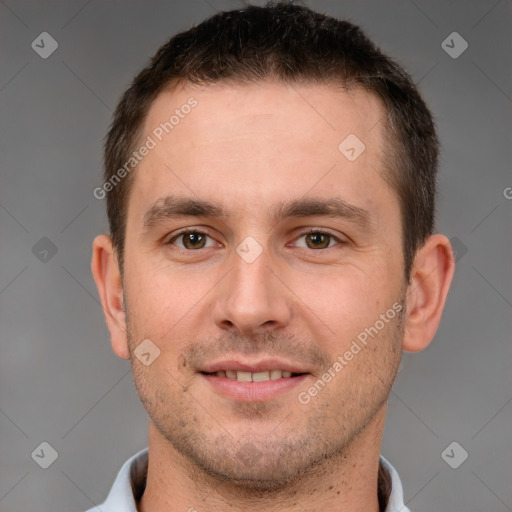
[200,373,309,402]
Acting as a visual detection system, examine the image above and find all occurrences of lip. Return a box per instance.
[198,358,310,374]
[201,373,310,402]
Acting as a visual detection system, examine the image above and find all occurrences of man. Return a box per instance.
[90,2,454,511]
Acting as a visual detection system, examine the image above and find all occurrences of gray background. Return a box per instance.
[0,1,511,511]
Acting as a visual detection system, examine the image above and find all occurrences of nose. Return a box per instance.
[213,246,291,336]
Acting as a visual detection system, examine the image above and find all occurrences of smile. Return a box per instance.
[201,369,303,382]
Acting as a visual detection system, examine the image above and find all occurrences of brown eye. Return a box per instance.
[295,230,340,250]
[169,231,214,250]
[304,232,331,249]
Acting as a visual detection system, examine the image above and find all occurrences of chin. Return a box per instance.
[195,454,307,492]
[167,429,337,493]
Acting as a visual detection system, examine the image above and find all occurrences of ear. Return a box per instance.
[91,234,130,360]
[402,234,455,352]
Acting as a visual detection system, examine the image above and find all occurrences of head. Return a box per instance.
[92,2,454,491]
[102,2,439,281]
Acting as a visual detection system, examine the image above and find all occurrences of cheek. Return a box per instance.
[286,260,400,336]
[123,262,220,367]
[125,260,199,322]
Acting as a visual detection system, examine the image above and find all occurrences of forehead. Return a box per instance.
[144,80,385,161]
[130,80,393,224]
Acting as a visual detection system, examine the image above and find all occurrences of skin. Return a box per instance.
[92,80,454,512]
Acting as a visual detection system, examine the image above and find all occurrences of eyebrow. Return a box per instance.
[142,195,372,230]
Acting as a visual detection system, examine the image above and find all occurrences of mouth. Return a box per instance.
[200,369,306,382]
[198,360,311,402]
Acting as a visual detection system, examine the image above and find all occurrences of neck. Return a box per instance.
[138,405,388,512]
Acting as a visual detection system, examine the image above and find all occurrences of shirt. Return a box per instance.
[85,448,410,512]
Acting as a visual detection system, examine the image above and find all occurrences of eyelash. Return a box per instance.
[166,228,345,251]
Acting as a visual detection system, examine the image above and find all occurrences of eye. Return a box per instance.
[167,230,217,250]
[293,229,343,250]
[166,229,344,252]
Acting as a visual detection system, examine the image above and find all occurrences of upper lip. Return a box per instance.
[198,358,311,374]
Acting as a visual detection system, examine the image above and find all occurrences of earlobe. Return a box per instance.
[402,234,455,353]
[91,234,131,360]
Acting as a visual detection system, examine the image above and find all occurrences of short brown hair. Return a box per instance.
[103,1,439,279]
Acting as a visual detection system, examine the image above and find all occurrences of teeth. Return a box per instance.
[236,371,252,382]
[270,369,283,380]
[252,371,270,382]
[216,370,297,382]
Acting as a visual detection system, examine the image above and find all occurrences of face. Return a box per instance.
[122,81,407,488]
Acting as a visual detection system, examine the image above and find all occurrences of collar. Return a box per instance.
[85,448,410,512]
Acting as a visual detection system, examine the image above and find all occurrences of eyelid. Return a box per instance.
[291,228,346,249]
[166,227,347,250]
[166,228,218,249]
